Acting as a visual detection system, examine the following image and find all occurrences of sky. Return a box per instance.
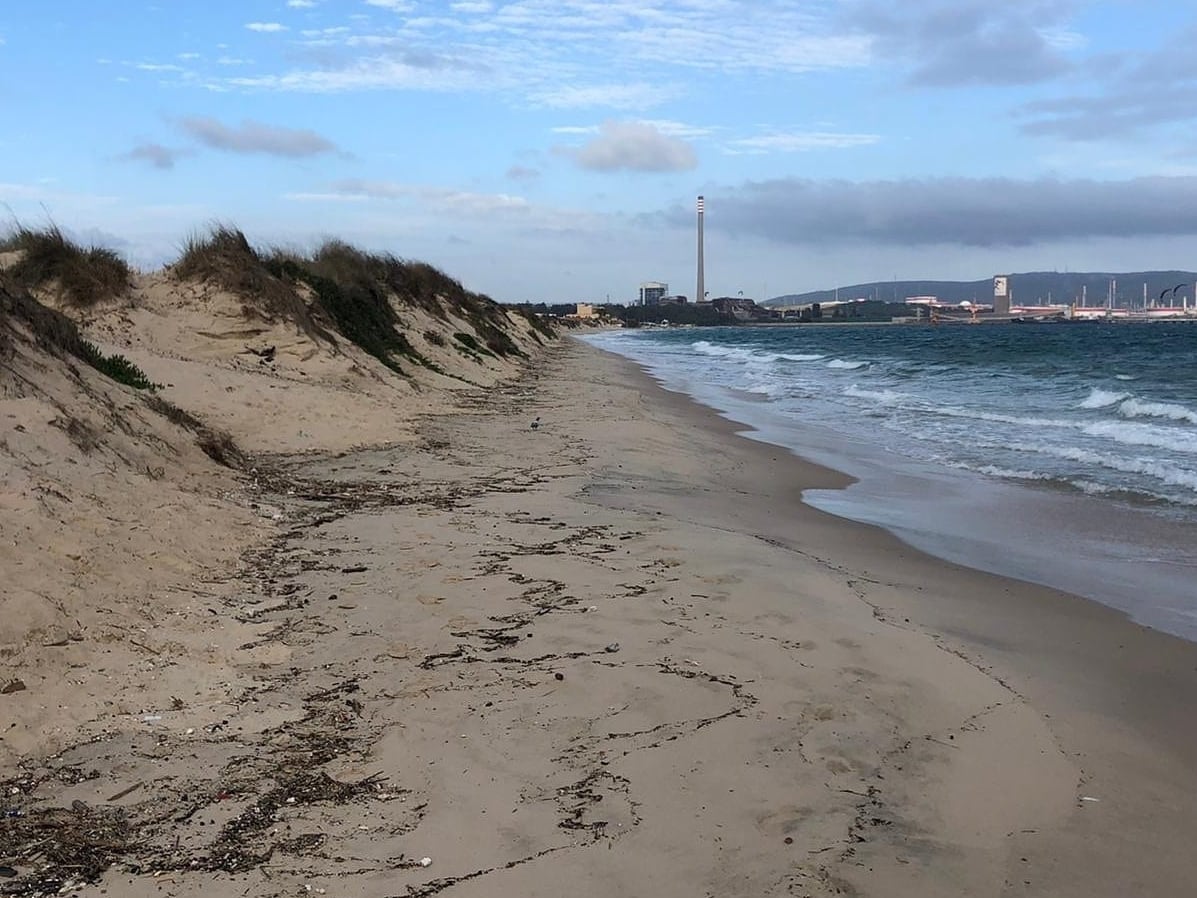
[3,1,1197,303]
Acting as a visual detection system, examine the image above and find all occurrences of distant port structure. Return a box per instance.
[638,281,669,305]
[764,272,1197,323]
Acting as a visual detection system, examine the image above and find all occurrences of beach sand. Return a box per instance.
[4,332,1197,896]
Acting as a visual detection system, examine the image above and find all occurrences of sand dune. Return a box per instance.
[0,229,558,771]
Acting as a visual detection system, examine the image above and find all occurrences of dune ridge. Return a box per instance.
[0,225,558,766]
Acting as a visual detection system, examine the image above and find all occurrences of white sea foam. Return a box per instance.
[844,385,910,405]
[1018,444,1197,492]
[777,353,827,362]
[949,462,1056,481]
[826,359,869,370]
[1118,398,1197,425]
[1080,388,1130,409]
[738,376,787,399]
[691,340,754,361]
[1083,420,1197,454]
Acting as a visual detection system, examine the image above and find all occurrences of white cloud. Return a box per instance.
[638,119,715,140]
[287,0,318,7]
[209,1,870,104]
[554,119,713,139]
[286,179,602,236]
[323,179,530,215]
[230,57,490,93]
[726,131,881,154]
[563,120,697,173]
[0,182,120,211]
[245,22,288,33]
[531,83,678,111]
[365,0,415,11]
[301,26,351,38]
[285,192,371,203]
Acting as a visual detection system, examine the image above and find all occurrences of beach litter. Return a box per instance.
[106,782,143,802]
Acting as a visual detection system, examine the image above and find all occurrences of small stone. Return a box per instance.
[554,672,564,681]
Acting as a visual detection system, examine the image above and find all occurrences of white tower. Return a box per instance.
[696,195,705,304]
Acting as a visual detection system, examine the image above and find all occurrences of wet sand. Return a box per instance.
[4,337,1196,896]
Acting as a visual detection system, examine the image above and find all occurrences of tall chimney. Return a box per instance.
[696,195,705,305]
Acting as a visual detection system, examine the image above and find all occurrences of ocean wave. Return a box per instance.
[844,385,910,405]
[1083,420,1197,454]
[1080,388,1129,409]
[691,340,793,367]
[692,340,754,360]
[947,462,1056,481]
[956,461,1197,506]
[1015,444,1197,492]
[826,359,869,370]
[777,353,827,362]
[738,377,787,399]
[929,405,1075,429]
[1118,398,1197,425]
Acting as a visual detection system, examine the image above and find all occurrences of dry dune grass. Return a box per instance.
[170,226,549,377]
[0,223,131,307]
[174,225,335,342]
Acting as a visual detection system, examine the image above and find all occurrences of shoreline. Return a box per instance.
[578,339,1197,893]
[584,328,1197,642]
[3,337,1196,896]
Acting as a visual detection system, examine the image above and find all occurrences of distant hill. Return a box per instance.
[765,271,1197,308]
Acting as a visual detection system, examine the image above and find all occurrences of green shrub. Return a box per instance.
[78,341,160,391]
[453,331,490,357]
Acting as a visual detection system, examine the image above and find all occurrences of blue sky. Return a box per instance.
[3,1,1197,302]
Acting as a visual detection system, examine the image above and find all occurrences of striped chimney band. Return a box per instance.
[697,195,704,213]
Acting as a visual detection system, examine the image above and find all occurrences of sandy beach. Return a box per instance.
[5,281,1197,897]
[2,225,1195,896]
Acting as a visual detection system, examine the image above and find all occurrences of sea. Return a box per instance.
[583,322,1197,642]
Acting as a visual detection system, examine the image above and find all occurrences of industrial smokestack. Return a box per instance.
[696,195,705,305]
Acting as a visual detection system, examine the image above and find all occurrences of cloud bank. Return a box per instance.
[676,176,1197,246]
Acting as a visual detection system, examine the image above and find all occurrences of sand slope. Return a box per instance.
[0,258,556,773]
